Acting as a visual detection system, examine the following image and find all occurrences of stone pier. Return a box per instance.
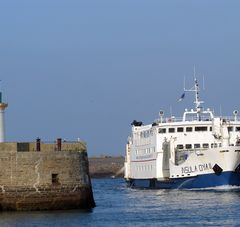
[0,141,95,211]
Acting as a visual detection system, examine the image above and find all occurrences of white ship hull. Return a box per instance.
[125,146,240,189]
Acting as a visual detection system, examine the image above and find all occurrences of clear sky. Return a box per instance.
[0,1,240,156]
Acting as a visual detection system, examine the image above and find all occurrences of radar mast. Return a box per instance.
[184,67,204,121]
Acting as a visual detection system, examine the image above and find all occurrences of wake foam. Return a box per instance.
[184,185,240,191]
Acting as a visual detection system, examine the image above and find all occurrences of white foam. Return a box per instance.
[184,185,240,191]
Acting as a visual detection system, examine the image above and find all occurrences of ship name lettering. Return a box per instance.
[198,163,211,171]
[181,165,197,174]
[181,163,212,174]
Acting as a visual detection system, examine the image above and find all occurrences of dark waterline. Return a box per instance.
[1,178,240,226]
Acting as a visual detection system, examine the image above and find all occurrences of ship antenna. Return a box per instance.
[184,67,204,120]
[184,76,186,91]
[220,105,222,117]
[203,75,205,91]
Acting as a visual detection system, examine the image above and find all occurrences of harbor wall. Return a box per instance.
[0,142,95,211]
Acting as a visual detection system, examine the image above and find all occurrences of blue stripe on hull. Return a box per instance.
[127,171,240,189]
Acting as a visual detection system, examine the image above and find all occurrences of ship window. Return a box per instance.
[220,150,229,153]
[228,127,233,132]
[211,143,218,148]
[195,127,208,131]
[177,127,184,132]
[194,144,201,149]
[203,143,209,148]
[159,128,166,134]
[177,144,184,150]
[186,127,192,132]
[185,144,192,149]
[169,128,175,133]
[144,131,147,138]
[236,127,240,132]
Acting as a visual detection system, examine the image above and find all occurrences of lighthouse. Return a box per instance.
[0,91,8,142]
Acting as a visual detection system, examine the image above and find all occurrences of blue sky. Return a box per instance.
[0,1,240,156]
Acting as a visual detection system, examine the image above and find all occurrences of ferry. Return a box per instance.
[124,75,240,189]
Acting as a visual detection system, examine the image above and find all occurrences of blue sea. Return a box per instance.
[1,178,240,226]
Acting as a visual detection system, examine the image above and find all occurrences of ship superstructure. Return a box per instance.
[124,76,240,189]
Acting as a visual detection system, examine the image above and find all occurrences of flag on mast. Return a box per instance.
[178,92,185,102]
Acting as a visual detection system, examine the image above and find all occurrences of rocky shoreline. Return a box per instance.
[89,156,125,178]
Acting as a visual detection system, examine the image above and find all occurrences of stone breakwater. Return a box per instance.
[0,142,95,211]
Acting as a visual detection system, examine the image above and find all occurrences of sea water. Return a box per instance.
[1,178,240,226]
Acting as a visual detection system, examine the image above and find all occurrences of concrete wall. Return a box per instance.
[0,142,95,211]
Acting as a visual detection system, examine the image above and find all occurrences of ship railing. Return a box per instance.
[221,116,240,122]
[157,116,211,123]
[156,116,240,123]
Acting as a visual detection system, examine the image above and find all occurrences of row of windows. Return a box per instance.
[228,127,240,132]
[140,130,153,138]
[159,126,240,134]
[176,143,222,150]
[159,126,210,133]
[139,126,240,138]
[135,147,155,155]
[136,165,153,171]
